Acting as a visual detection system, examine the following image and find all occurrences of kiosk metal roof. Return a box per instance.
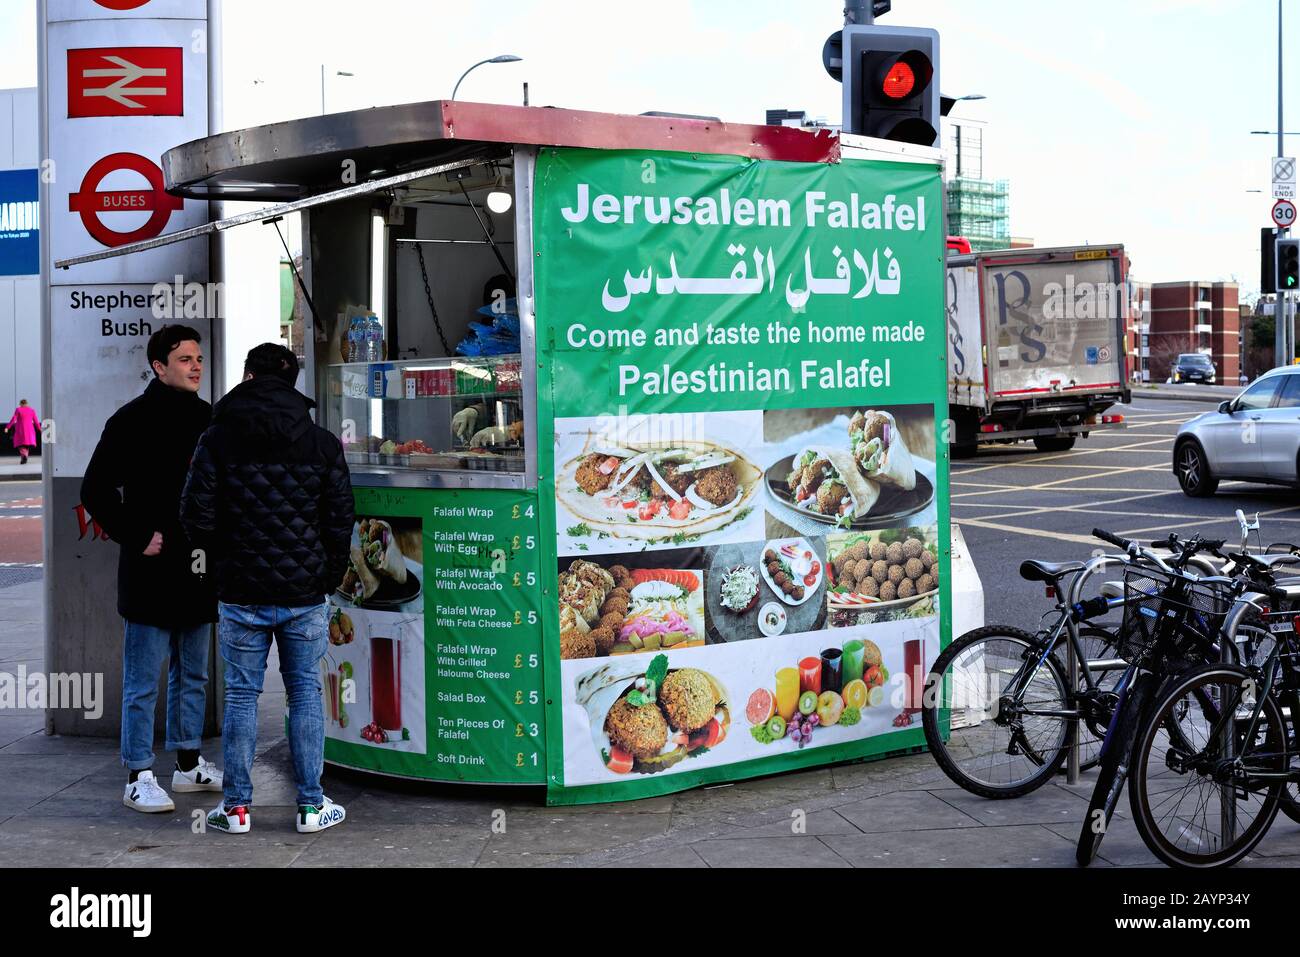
[164,99,841,201]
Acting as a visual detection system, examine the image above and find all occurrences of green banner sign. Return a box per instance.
[535,148,951,804]
[323,486,545,783]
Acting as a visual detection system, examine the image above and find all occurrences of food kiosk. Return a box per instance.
[59,101,951,804]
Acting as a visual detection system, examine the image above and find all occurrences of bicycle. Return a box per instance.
[920,528,1214,800]
[1072,531,1290,866]
[1126,556,1300,867]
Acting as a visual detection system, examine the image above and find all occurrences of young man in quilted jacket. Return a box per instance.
[181,343,354,835]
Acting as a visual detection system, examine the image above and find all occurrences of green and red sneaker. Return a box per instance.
[207,801,251,834]
[296,796,346,833]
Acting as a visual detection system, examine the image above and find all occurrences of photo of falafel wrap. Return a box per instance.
[782,445,880,529]
[576,654,730,776]
[336,516,423,611]
[849,409,916,491]
[558,437,762,543]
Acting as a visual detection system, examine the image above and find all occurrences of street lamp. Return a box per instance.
[321,66,354,115]
[941,93,986,116]
[451,55,522,101]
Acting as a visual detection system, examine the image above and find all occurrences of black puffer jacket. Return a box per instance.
[81,378,216,627]
[180,376,354,606]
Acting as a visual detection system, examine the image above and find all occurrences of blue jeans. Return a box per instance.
[218,601,328,807]
[121,621,211,771]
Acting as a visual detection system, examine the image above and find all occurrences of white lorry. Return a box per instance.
[946,244,1131,456]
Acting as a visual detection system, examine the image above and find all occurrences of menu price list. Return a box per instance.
[426,492,545,782]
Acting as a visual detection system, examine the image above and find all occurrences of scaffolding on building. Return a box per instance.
[946,177,1010,251]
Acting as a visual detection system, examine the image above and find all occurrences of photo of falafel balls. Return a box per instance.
[850,540,870,562]
[879,580,897,602]
[872,559,890,583]
[774,571,790,587]
[781,578,796,596]
[815,480,847,515]
[869,540,887,561]
[885,541,905,565]
[601,595,629,618]
[694,466,739,507]
[887,563,905,585]
[608,564,630,580]
[858,576,880,598]
[786,468,804,492]
[921,549,936,569]
[617,577,636,592]
[765,549,779,564]
[659,463,694,497]
[917,573,935,594]
[767,561,782,578]
[902,538,925,561]
[905,557,925,580]
[589,625,617,655]
[931,566,940,586]
[605,697,669,758]
[560,628,596,660]
[599,611,624,632]
[897,578,916,599]
[791,584,805,601]
[574,453,615,495]
[609,586,630,602]
[658,669,719,732]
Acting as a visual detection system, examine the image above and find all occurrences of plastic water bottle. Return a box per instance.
[346,317,362,363]
[366,317,383,362]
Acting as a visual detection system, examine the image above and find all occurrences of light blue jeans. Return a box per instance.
[218,601,328,807]
[121,621,211,771]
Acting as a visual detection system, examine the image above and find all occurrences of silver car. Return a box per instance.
[1174,366,1300,496]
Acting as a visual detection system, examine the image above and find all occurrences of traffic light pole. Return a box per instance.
[1279,0,1289,367]
[844,0,874,24]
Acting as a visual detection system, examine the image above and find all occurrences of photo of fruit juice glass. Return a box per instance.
[798,656,822,695]
[842,640,865,685]
[904,637,926,714]
[327,671,340,724]
[775,667,800,721]
[370,635,402,731]
[820,648,843,694]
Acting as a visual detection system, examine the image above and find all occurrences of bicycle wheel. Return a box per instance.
[1075,670,1156,866]
[1129,665,1286,869]
[922,626,1072,799]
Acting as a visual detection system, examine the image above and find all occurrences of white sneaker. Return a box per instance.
[296,796,346,833]
[206,801,251,834]
[173,756,223,793]
[123,770,175,813]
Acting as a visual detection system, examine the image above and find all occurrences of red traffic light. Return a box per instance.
[882,61,915,99]
[875,50,933,102]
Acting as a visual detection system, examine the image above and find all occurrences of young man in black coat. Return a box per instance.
[181,343,354,835]
[81,324,222,814]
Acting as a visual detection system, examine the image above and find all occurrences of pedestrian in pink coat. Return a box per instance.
[6,399,39,464]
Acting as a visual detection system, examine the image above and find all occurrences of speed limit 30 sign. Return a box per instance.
[1274,199,1296,228]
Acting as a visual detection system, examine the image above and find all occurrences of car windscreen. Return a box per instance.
[1179,355,1212,367]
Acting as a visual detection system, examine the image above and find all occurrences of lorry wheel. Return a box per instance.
[1032,436,1076,453]
[1175,440,1218,497]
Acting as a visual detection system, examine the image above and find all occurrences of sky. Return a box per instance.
[0,0,1291,296]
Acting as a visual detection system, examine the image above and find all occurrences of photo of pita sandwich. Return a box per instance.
[783,445,881,529]
[848,409,916,491]
[557,438,761,542]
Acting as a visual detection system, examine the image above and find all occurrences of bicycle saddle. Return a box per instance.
[1019,559,1084,583]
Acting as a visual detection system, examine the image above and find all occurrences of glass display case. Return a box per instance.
[326,353,527,488]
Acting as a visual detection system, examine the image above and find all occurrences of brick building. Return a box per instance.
[1146,281,1239,384]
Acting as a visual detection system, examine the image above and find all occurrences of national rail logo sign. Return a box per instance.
[67,47,183,117]
[67,152,184,248]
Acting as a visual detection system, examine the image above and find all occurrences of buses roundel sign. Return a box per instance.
[67,152,184,248]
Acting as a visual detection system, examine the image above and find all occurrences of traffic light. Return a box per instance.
[840,25,940,145]
[1262,227,1279,292]
[1277,237,1300,293]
